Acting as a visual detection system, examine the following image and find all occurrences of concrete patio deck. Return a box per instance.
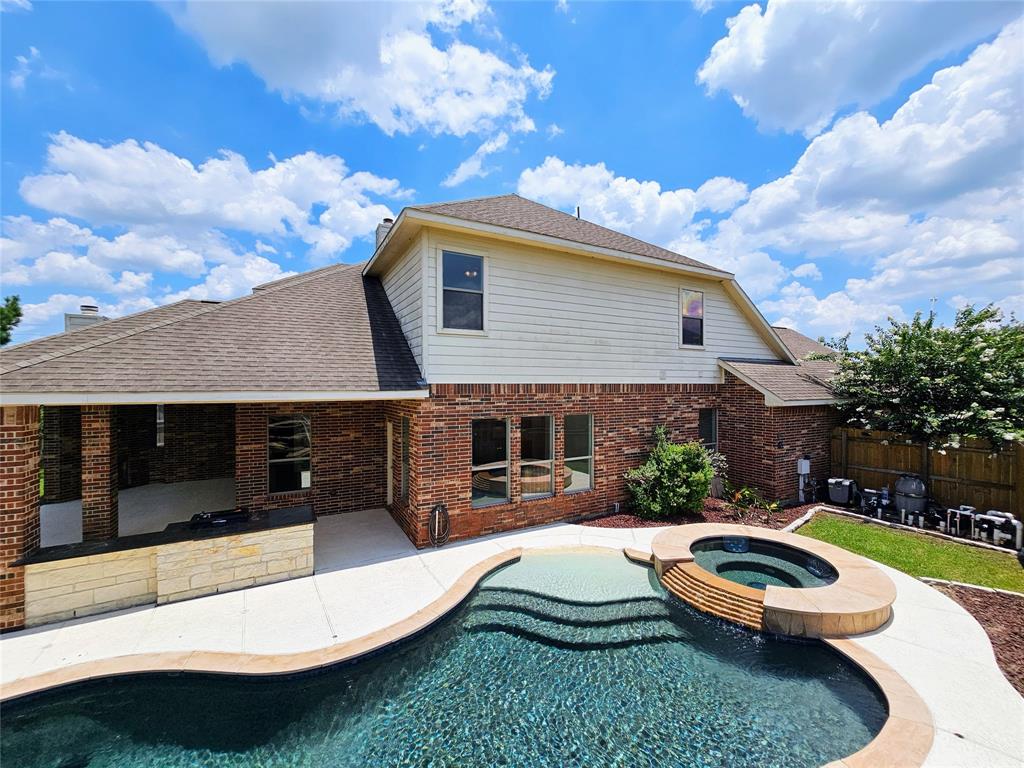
[2,508,1021,767]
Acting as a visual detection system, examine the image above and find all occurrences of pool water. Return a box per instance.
[692,536,839,589]
[1,551,883,768]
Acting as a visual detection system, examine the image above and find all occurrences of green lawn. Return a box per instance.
[797,513,1024,593]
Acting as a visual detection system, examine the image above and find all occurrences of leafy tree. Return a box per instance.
[624,427,713,519]
[817,332,851,354]
[0,295,22,346]
[832,305,1023,448]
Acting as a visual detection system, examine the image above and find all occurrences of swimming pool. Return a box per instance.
[0,550,885,767]
[692,535,839,589]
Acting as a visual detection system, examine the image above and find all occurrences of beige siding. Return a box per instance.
[424,230,778,384]
[380,241,424,373]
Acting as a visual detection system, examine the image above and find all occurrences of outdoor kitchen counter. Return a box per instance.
[17,505,315,627]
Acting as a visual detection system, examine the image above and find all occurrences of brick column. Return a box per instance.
[0,405,41,631]
[81,405,118,541]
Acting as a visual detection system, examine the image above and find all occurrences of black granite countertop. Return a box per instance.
[16,505,315,566]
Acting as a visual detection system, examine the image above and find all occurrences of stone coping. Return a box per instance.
[0,548,522,702]
[651,523,897,637]
[17,504,315,567]
[0,541,934,768]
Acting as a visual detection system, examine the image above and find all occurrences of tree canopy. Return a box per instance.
[0,295,21,346]
[832,306,1023,448]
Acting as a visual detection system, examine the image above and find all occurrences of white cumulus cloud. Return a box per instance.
[442,132,510,187]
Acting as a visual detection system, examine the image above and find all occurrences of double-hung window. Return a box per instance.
[698,409,718,452]
[441,251,484,331]
[268,415,311,493]
[564,414,593,493]
[471,419,508,507]
[520,416,553,499]
[680,289,704,346]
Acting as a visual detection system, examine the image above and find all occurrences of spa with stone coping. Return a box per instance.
[651,523,897,637]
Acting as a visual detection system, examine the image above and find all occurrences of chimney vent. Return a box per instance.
[64,304,109,333]
[80,304,99,314]
[375,217,394,249]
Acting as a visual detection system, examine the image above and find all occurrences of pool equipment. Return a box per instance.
[972,510,1022,550]
[827,478,858,506]
[893,474,927,517]
[944,505,976,537]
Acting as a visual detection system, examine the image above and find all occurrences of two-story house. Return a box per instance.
[0,194,837,630]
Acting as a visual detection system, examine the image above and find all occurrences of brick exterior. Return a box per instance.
[0,406,40,631]
[117,404,234,488]
[235,402,387,517]
[81,405,118,541]
[720,372,840,501]
[390,384,721,547]
[41,406,81,504]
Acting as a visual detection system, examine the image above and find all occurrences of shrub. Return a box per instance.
[624,427,713,519]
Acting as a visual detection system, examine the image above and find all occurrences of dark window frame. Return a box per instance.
[441,250,485,332]
[267,414,312,494]
[680,288,704,347]
[698,408,718,452]
[471,418,509,508]
[520,415,554,500]
[563,414,594,494]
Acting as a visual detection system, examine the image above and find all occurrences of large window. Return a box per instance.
[268,415,311,493]
[401,416,410,500]
[521,416,553,499]
[699,409,718,452]
[564,414,593,493]
[680,289,704,346]
[471,419,508,507]
[442,251,484,331]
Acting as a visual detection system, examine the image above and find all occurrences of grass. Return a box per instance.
[797,512,1024,593]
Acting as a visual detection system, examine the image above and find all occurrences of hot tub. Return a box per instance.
[691,536,838,590]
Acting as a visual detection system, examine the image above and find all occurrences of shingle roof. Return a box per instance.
[409,194,726,274]
[0,264,423,394]
[720,327,837,404]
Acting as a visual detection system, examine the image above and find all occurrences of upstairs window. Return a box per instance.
[698,409,718,452]
[521,416,554,499]
[268,415,311,493]
[442,251,484,331]
[680,289,704,346]
[472,419,508,507]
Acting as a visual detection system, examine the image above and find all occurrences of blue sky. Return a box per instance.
[2,0,1021,344]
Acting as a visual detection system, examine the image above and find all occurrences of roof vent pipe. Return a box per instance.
[375,217,394,248]
[80,304,99,314]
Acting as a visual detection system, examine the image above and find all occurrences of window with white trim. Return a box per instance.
[680,289,704,346]
[521,416,553,499]
[564,414,593,493]
[441,250,484,331]
[471,418,508,507]
[268,415,311,493]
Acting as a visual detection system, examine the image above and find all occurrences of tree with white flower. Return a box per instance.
[832,306,1023,449]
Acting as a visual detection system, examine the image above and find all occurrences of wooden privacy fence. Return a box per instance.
[831,427,1023,519]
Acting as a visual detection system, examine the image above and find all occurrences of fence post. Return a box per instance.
[921,442,930,494]
[1016,442,1023,521]
[841,429,848,477]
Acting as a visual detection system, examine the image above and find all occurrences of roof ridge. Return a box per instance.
[408,192,519,210]
[0,263,362,376]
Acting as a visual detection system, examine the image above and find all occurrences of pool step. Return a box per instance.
[661,563,765,631]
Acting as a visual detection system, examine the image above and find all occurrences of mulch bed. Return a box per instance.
[578,498,818,530]
[932,583,1024,696]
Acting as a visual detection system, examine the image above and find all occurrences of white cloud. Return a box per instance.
[791,262,821,281]
[9,46,38,90]
[442,132,509,187]
[695,176,748,212]
[164,257,296,303]
[1,0,32,13]
[763,282,905,339]
[4,251,151,295]
[171,0,553,137]
[254,240,277,255]
[19,293,158,334]
[546,123,564,139]
[698,0,1019,136]
[692,0,714,15]
[19,132,404,258]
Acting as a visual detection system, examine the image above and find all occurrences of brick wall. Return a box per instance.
[719,372,839,501]
[383,400,423,540]
[235,402,387,517]
[81,405,118,541]
[117,404,234,488]
[41,406,81,503]
[397,384,720,547]
[0,405,40,631]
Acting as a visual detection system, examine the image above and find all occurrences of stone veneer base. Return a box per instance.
[1,545,932,768]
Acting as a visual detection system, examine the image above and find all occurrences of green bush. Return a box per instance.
[624,427,713,519]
